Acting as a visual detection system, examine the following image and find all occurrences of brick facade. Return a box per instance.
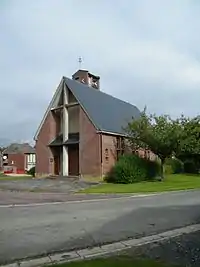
[35,106,157,178]
[79,107,101,177]
[7,154,25,171]
[101,134,117,176]
[35,112,58,176]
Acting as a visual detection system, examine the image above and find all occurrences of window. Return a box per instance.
[116,137,125,160]
[105,148,109,162]
[27,154,36,163]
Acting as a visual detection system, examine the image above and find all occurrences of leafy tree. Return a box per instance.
[125,110,180,179]
[175,115,200,172]
[176,115,200,155]
[0,147,6,153]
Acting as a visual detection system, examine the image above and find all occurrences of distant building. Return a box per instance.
[2,143,36,174]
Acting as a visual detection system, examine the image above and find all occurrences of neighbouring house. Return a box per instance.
[2,143,36,174]
[34,69,142,178]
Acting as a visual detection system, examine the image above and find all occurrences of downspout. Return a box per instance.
[100,132,103,180]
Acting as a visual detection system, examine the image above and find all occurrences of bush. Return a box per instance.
[27,166,35,177]
[146,159,161,179]
[105,154,160,184]
[164,157,183,174]
[184,160,198,174]
[164,164,173,175]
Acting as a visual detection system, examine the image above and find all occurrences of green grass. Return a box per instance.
[82,174,200,194]
[0,172,32,180]
[52,256,176,267]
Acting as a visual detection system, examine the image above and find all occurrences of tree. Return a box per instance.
[175,115,200,172]
[176,115,200,155]
[0,147,6,153]
[125,110,180,179]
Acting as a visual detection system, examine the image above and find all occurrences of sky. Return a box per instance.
[1,0,200,145]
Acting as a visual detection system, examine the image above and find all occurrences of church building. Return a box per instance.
[34,69,141,178]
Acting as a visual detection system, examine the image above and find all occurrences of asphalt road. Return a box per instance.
[0,190,129,205]
[1,190,200,264]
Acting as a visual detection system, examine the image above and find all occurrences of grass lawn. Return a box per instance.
[0,172,32,180]
[82,174,200,194]
[52,256,176,267]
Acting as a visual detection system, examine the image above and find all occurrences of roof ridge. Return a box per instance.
[64,76,140,135]
[63,76,138,109]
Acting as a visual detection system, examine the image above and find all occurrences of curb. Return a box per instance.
[2,223,200,267]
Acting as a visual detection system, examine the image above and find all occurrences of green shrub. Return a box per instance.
[145,159,161,179]
[105,154,160,184]
[165,157,183,174]
[27,166,35,177]
[184,160,198,174]
[164,164,173,175]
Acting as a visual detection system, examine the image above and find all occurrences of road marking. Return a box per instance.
[0,193,159,208]
[0,189,198,208]
[2,223,200,267]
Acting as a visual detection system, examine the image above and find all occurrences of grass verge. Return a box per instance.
[81,174,200,194]
[0,172,32,181]
[51,256,176,267]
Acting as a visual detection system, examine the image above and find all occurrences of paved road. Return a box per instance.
[0,190,130,205]
[1,190,200,264]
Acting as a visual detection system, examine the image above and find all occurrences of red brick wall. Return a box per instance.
[101,134,117,176]
[79,108,101,177]
[35,111,57,176]
[7,154,25,171]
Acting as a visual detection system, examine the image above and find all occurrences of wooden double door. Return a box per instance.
[53,145,79,176]
[68,144,79,176]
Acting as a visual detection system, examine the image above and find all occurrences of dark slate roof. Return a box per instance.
[49,134,63,146]
[64,77,141,135]
[49,133,79,146]
[3,143,35,154]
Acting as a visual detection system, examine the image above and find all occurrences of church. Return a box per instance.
[34,69,141,178]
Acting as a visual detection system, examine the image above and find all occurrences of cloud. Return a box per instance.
[0,0,200,142]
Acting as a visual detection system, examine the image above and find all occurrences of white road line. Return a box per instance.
[0,193,158,208]
[0,189,197,208]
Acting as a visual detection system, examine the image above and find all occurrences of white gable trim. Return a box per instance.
[34,78,64,141]
[96,130,127,137]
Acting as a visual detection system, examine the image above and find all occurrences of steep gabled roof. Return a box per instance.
[34,76,141,140]
[64,77,141,135]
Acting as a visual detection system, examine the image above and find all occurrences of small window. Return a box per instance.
[116,137,121,150]
[105,148,109,162]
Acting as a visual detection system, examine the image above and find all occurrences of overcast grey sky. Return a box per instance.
[1,0,200,144]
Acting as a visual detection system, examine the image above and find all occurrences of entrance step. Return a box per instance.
[48,175,80,181]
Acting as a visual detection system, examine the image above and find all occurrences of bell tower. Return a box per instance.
[72,63,100,90]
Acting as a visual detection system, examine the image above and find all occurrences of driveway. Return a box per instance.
[0,177,99,193]
[1,190,200,264]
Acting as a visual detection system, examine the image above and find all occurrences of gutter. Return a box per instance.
[96,130,127,137]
